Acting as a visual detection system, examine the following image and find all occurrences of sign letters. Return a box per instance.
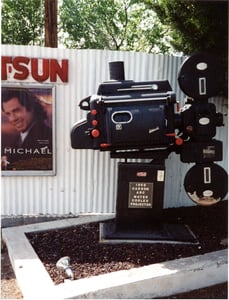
[1,56,68,83]
[128,182,154,209]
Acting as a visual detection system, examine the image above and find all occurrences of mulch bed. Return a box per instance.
[26,201,227,286]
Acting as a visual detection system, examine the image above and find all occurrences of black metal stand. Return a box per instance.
[100,161,198,244]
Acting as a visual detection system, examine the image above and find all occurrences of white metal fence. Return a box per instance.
[1,45,228,215]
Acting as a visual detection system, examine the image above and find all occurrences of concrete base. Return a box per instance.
[2,215,228,299]
[100,221,199,244]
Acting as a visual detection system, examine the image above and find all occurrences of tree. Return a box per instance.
[1,0,44,45]
[146,0,228,94]
[146,0,228,58]
[59,0,173,53]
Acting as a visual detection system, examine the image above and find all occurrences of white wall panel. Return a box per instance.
[1,46,227,215]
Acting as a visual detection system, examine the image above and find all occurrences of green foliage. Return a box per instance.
[147,0,228,92]
[147,0,228,58]
[59,0,173,53]
[1,0,44,45]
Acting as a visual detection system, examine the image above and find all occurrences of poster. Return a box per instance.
[1,85,55,175]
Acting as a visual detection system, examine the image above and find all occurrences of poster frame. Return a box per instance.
[1,83,56,176]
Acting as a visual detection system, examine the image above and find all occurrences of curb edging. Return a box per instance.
[2,215,228,299]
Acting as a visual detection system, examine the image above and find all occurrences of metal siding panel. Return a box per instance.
[1,46,227,215]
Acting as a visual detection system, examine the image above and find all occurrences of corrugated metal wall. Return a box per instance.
[1,46,228,215]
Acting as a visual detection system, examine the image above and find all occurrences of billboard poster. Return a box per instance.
[1,85,55,175]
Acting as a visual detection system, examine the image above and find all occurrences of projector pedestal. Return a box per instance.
[99,162,198,244]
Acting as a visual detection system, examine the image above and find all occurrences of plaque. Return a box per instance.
[128,182,153,208]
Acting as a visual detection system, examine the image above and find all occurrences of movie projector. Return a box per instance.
[71,53,227,243]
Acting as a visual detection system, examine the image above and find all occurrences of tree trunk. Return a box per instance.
[45,0,57,48]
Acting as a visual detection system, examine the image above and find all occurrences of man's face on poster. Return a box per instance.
[2,97,34,133]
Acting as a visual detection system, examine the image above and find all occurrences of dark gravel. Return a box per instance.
[26,201,227,287]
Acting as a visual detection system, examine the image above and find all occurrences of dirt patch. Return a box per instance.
[1,201,228,299]
[26,202,227,286]
[1,250,23,299]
